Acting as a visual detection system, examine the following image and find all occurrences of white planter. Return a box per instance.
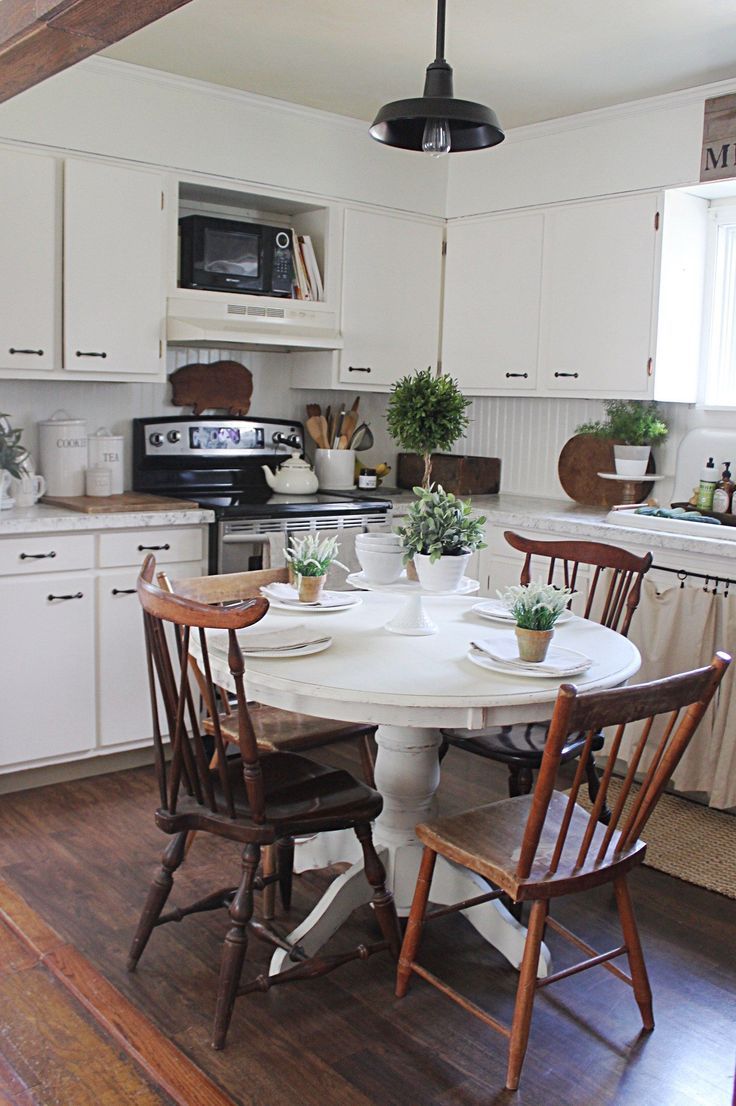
[613,444,651,479]
[414,551,471,593]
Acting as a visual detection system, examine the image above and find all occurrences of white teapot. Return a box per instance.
[262,455,318,495]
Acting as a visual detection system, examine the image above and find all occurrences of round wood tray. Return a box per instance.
[558,435,655,507]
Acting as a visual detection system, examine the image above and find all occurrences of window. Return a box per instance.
[703,201,736,406]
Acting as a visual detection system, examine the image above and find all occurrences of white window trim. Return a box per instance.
[700,200,736,407]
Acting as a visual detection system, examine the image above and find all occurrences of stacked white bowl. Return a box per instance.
[355,531,405,584]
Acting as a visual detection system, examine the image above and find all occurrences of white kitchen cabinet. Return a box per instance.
[338,208,443,387]
[0,574,95,767]
[0,148,59,373]
[64,159,166,376]
[442,212,543,391]
[539,192,659,397]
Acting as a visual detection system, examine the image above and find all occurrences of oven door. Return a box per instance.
[217,513,390,575]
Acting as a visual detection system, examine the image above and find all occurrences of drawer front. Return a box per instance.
[0,533,94,576]
[98,527,205,568]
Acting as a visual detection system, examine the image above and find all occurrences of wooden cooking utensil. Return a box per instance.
[306,415,330,450]
[315,415,331,450]
[306,403,321,418]
[340,410,358,446]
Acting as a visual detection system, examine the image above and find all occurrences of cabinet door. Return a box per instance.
[0,575,95,768]
[339,209,443,387]
[64,159,166,376]
[97,561,203,748]
[539,193,659,396]
[442,212,543,392]
[0,148,58,373]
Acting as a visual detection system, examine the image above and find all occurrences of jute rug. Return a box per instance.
[573,779,736,900]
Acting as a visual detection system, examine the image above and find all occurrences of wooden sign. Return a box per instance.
[701,93,736,182]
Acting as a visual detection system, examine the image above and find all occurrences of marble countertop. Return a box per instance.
[0,503,215,535]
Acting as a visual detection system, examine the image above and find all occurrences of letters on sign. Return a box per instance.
[701,93,736,182]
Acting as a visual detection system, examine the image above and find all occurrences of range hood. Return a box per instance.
[167,293,342,352]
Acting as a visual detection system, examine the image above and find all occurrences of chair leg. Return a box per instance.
[508,763,534,798]
[396,846,437,997]
[354,822,401,958]
[261,844,276,922]
[127,831,187,972]
[506,898,548,1092]
[614,876,654,1030]
[276,837,294,911]
[212,842,259,1050]
[585,751,612,825]
[358,730,377,788]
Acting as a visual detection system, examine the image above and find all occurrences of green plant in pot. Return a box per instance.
[498,581,573,663]
[397,484,486,592]
[576,400,669,478]
[0,414,29,504]
[284,533,346,602]
[386,369,471,489]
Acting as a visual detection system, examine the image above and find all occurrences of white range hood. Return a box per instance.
[167,293,342,352]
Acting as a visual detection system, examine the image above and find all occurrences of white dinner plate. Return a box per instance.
[261,585,363,612]
[467,644,592,679]
[471,599,573,625]
[243,638,332,658]
[347,571,480,596]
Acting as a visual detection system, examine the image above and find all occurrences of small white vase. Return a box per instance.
[414,551,471,593]
[613,444,651,479]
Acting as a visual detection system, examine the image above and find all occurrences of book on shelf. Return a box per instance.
[299,235,324,301]
[291,228,312,300]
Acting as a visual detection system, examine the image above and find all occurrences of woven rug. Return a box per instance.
[572,779,736,899]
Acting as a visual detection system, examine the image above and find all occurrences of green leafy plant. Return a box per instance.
[498,581,573,631]
[576,400,669,447]
[386,369,471,487]
[0,414,29,479]
[284,534,346,577]
[397,484,486,563]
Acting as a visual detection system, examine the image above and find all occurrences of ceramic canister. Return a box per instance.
[88,427,124,494]
[38,410,87,496]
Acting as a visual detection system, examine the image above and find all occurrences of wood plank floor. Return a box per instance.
[0,742,734,1106]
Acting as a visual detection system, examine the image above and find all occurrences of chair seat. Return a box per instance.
[441,723,604,766]
[205,704,375,753]
[156,751,383,842]
[417,790,645,902]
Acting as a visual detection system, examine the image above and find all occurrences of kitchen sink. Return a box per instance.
[605,509,736,540]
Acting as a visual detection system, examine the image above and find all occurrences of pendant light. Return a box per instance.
[369,0,504,156]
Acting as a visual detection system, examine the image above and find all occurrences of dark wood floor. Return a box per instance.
[1,741,734,1106]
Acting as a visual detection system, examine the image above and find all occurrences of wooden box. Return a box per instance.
[397,453,501,496]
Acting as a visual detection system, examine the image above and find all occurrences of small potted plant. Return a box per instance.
[0,414,29,505]
[576,400,669,478]
[284,533,346,602]
[386,369,471,489]
[397,484,486,592]
[498,581,573,663]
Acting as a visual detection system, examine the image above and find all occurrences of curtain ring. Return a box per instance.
[677,570,687,589]
[713,577,720,595]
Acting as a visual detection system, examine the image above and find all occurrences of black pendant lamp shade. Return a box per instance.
[369,0,504,155]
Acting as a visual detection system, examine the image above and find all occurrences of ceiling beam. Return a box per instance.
[0,0,194,104]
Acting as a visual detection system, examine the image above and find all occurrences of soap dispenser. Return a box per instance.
[713,462,735,514]
[697,457,718,510]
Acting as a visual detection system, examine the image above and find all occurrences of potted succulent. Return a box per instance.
[576,400,669,478]
[284,533,346,602]
[0,414,29,505]
[397,484,486,592]
[386,369,471,489]
[498,581,573,663]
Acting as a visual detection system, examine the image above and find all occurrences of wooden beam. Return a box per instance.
[0,0,195,104]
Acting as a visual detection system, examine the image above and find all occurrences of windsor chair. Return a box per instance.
[130,555,400,1050]
[397,653,729,1091]
[441,532,654,811]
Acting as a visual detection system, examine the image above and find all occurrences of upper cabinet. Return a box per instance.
[0,148,60,373]
[442,211,544,391]
[337,208,443,386]
[64,160,166,376]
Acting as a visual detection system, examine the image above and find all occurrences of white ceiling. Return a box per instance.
[103,0,736,130]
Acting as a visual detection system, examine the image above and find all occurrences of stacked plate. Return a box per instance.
[468,630,591,679]
[260,581,362,612]
[472,598,573,625]
[237,624,332,658]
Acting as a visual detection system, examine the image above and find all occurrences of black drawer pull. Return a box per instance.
[347,366,372,373]
[20,551,56,560]
[76,350,107,358]
[9,347,43,356]
[111,587,137,596]
[138,543,170,552]
[505,372,528,379]
[48,592,83,601]
[554,371,579,379]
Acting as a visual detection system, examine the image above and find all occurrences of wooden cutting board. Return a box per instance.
[41,492,201,514]
[170,359,253,415]
[558,435,655,507]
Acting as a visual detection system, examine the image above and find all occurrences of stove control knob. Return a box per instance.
[149,432,164,447]
[166,430,181,444]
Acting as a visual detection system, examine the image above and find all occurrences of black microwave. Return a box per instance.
[179,214,294,296]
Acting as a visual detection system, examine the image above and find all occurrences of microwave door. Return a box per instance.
[201,225,263,292]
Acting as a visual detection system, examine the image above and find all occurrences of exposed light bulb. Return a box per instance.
[422,117,451,157]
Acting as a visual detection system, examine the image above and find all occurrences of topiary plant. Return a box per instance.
[386,369,471,488]
[576,400,669,447]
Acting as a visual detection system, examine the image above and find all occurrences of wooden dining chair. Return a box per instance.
[397,653,729,1092]
[441,533,654,813]
[129,555,400,1050]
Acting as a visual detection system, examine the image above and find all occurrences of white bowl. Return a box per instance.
[356,545,405,584]
[356,532,402,547]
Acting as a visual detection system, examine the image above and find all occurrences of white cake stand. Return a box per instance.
[346,571,480,635]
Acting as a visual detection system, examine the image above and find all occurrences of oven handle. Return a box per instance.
[221,533,274,543]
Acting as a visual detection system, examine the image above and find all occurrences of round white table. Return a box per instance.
[207,592,641,977]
